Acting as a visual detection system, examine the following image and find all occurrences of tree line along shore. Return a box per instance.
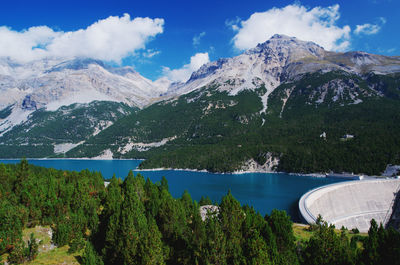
[1,160,400,264]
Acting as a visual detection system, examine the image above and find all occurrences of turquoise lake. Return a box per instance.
[0,159,346,221]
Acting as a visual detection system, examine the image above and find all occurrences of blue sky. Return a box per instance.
[0,0,398,80]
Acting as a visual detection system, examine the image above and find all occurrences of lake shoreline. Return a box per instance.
[0,157,145,161]
[0,158,359,218]
[135,167,330,178]
[1,158,381,179]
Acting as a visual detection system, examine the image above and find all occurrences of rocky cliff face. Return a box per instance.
[0,57,167,135]
[171,34,400,111]
[0,57,166,111]
[1,35,400,162]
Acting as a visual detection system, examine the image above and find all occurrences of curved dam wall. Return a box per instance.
[299,179,400,232]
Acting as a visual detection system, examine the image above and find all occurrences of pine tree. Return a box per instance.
[82,242,103,265]
[139,217,165,265]
[266,209,299,265]
[219,191,245,264]
[361,219,380,265]
[117,173,149,264]
[26,233,38,261]
[14,159,30,196]
[202,212,227,265]
[102,175,123,263]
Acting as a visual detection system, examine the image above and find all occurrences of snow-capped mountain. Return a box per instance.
[0,57,166,110]
[1,34,400,162]
[170,34,400,112]
[0,57,167,135]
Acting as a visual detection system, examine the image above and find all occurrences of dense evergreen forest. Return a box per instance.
[1,160,400,264]
[66,72,400,175]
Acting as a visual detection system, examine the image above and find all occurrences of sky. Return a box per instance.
[0,0,398,81]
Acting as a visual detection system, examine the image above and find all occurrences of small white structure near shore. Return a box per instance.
[341,134,354,141]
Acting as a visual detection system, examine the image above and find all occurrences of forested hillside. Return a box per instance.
[1,160,400,264]
[68,72,400,175]
[0,101,134,158]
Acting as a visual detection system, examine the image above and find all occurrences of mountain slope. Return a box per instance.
[68,69,400,174]
[0,101,134,158]
[167,34,400,111]
[0,57,166,137]
[1,35,400,174]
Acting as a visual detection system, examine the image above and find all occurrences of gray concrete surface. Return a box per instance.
[299,179,400,232]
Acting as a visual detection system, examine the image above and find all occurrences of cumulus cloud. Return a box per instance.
[231,4,351,51]
[162,52,209,82]
[355,17,386,35]
[0,14,164,63]
[192,32,206,46]
[142,49,161,58]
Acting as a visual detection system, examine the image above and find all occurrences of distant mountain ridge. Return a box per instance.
[1,35,400,174]
[0,56,169,136]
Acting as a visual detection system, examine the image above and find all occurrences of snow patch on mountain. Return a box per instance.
[54,141,84,154]
[46,90,116,111]
[118,136,177,154]
[171,35,400,111]
[0,57,166,112]
[0,107,33,136]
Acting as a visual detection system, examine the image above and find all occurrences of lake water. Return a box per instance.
[0,159,346,221]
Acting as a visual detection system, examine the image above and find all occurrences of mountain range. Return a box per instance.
[1,34,399,174]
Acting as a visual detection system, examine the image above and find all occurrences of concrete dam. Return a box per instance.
[299,179,400,232]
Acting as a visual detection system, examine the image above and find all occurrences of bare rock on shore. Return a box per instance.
[240,152,279,173]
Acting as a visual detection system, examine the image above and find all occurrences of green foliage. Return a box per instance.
[0,200,23,254]
[2,161,400,265]
[0,101,134,158]
[26,233,39,261]
[68,235,85,254]
[82,242,103,265]
[52,222,72,247]
[64,72,400,175]
[267,209,299,265]
[6,233,38,264]
[0,105,13,119]
[0,160,104,263]
[360,219,400,265]
[301,219,356,265]
[7,241,26,265]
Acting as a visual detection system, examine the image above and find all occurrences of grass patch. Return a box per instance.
[293,223,368,246]
[23,226,52,247]
[28,246,82,265]
[293,223,313,242]
[0,226,83,265]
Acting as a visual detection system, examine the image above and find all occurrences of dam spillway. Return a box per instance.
[299,179,400,232]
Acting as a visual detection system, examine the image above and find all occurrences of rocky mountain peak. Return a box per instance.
[247,34,326,62]
[45,57,106,73]
[183,35,327,96]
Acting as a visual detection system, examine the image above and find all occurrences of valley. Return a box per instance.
[1,35,399,175]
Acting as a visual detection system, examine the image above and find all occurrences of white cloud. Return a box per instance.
[0,14,164,63]
[355,17,386,35]
[225,17,241,31]
[193,32,206,46]
[231,4,351,51]
[354,24,380,35]
[142,49,161,58]
[162,52,209,82]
